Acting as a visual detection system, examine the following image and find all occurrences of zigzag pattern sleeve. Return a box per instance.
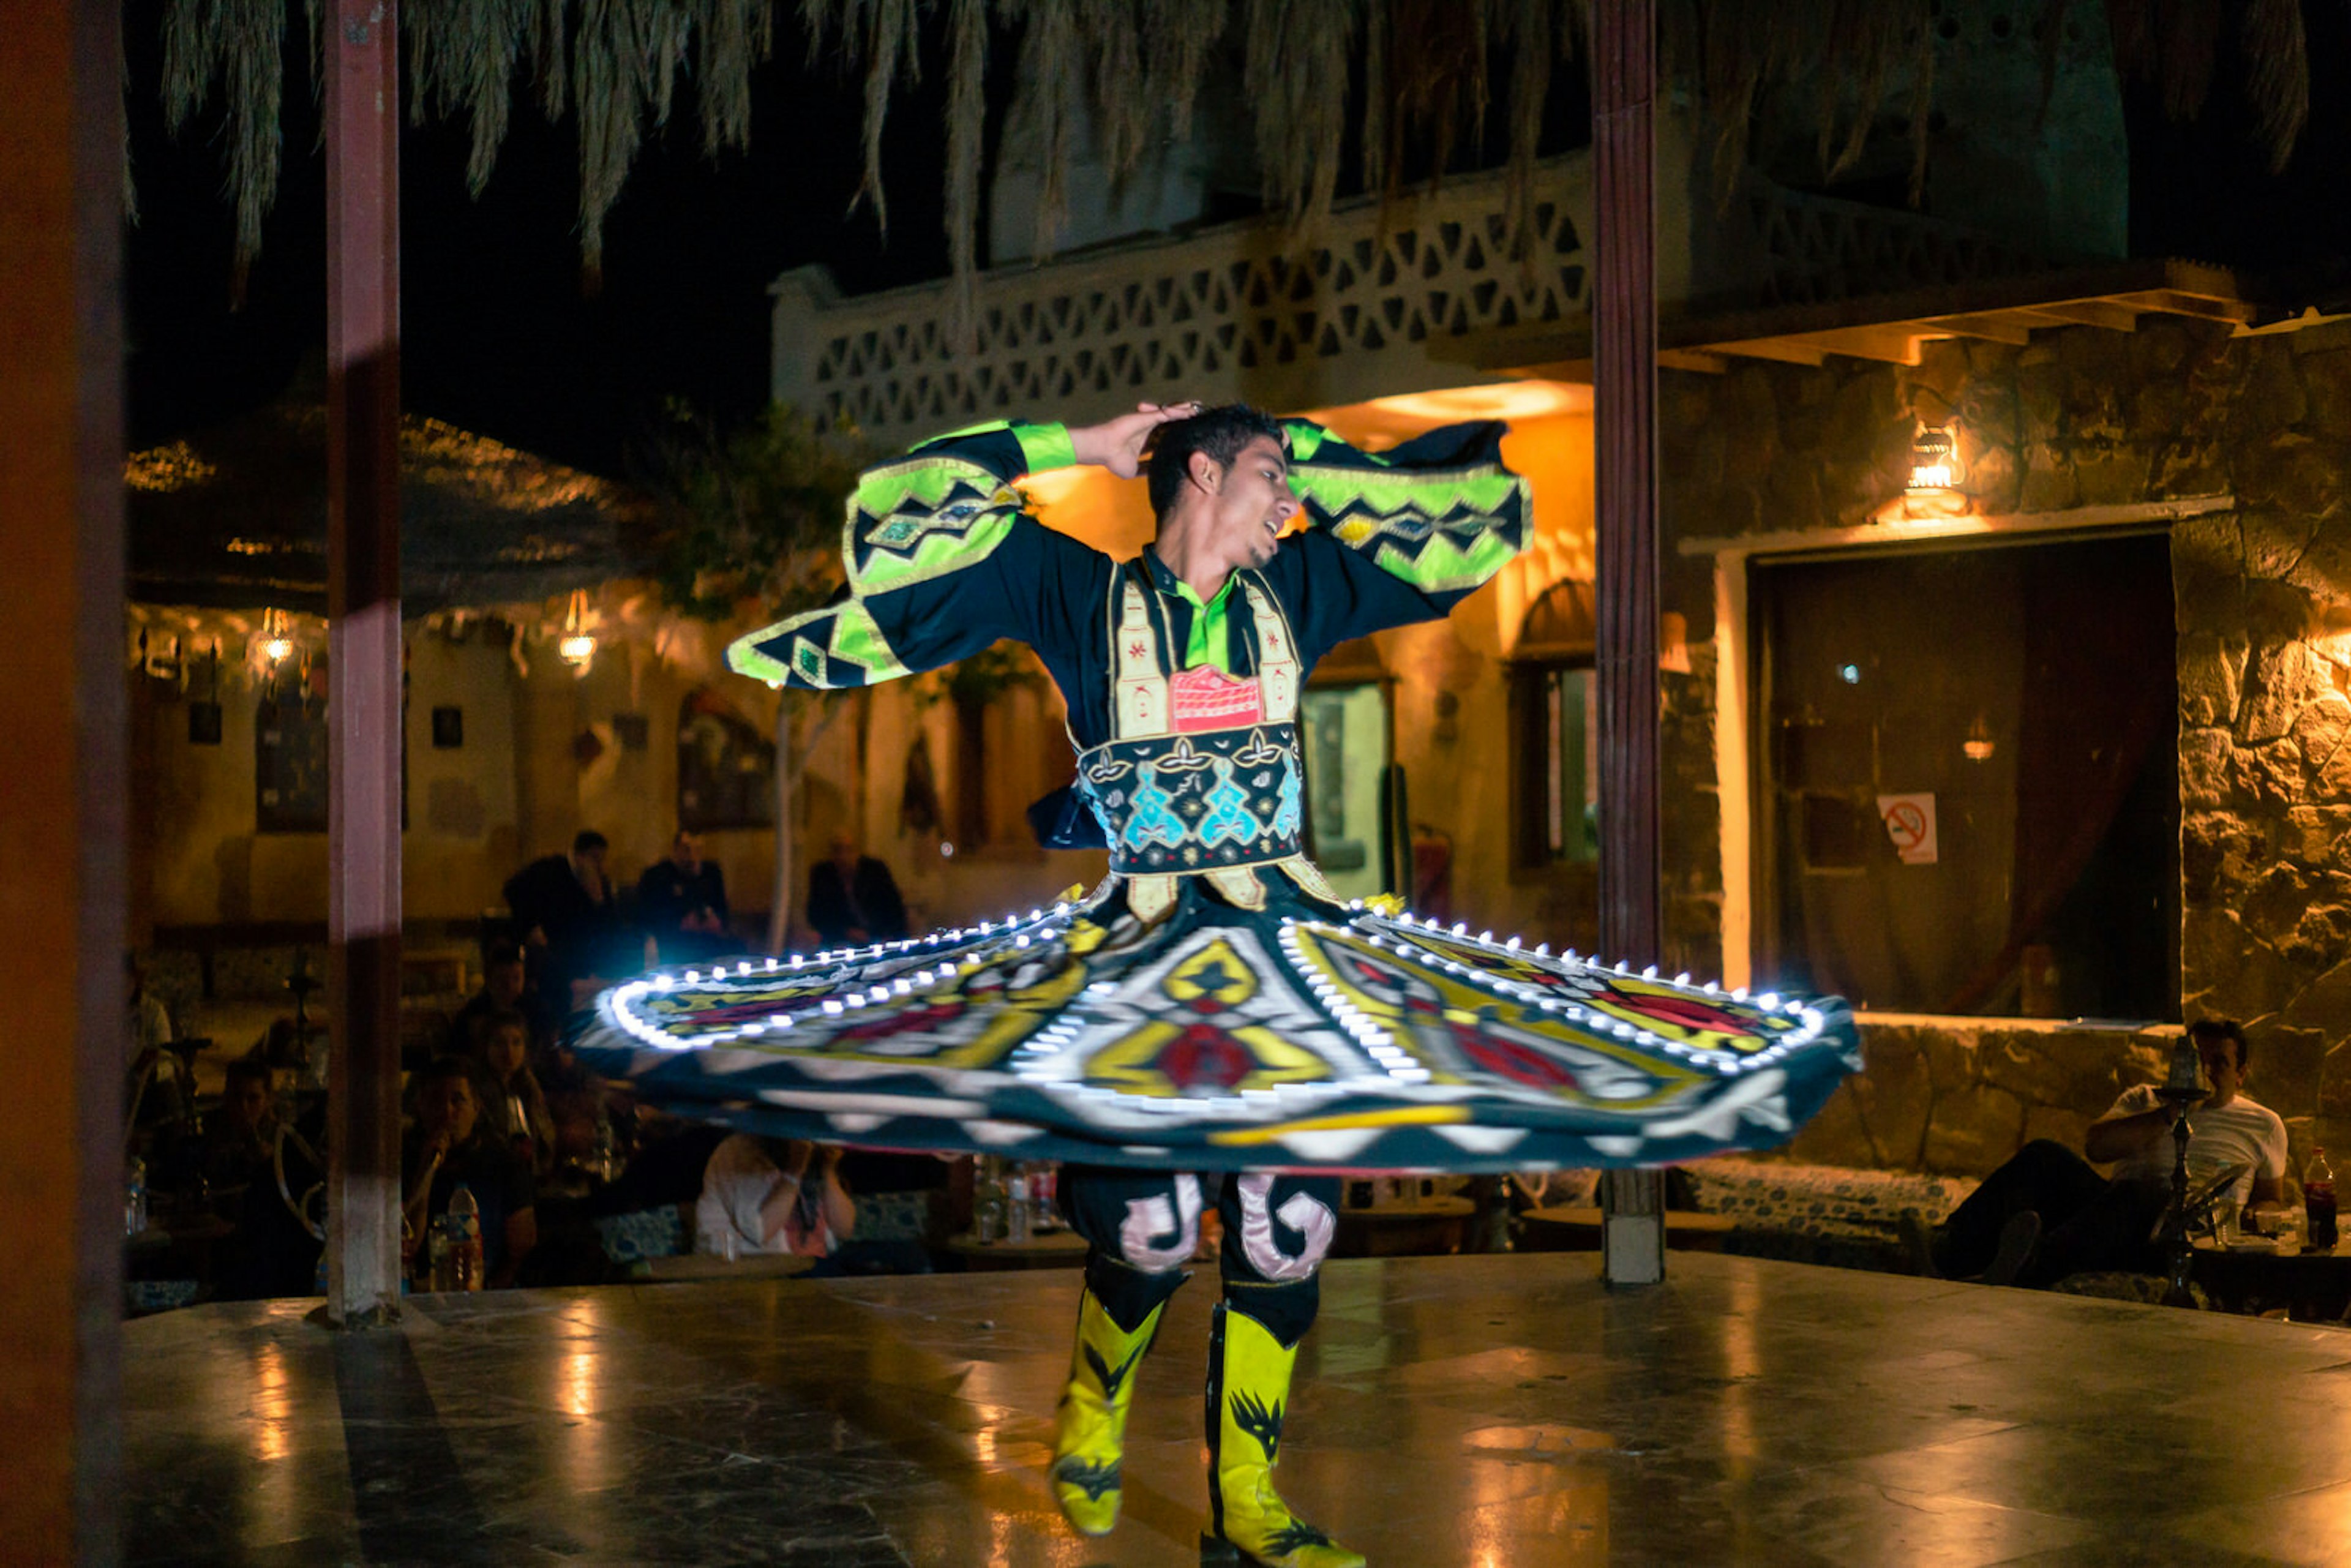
[726,422,1079,689]
[1267,419,1534,664]
[1281,418,1531,596]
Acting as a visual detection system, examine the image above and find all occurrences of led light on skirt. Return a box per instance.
[569,876,1865,1177]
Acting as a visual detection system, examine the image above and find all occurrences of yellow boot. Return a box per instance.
[1049,1289,1163,1536]
[1201,1303,1365,1568]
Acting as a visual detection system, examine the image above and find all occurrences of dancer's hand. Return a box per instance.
[1070,400,1204,479]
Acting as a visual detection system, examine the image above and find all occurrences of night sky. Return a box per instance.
[126,3,962,476]
[125,4,2351,482]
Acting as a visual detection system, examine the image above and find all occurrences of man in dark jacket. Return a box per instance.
[503,830,625,1014]
[637,828,734,963]
[806,833,907,949]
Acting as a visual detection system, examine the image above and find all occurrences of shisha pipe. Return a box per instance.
[273,1119,328,1242]
[2156,1035,2208,1308]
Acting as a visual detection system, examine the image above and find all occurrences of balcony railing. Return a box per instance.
[768,148,2056,441]
[770,156,1596,440]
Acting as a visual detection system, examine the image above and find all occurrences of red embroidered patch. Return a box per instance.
[1169,666,1264,732]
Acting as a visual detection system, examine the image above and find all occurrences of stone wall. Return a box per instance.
[1661,316,2351,1178]
[1783,1019,2173,1179]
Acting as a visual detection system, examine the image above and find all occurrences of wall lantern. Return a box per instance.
[1962,714,1996,763]
[1905,424,1967,518]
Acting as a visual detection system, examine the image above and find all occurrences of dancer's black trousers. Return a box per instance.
[1060,1166,1341,1346]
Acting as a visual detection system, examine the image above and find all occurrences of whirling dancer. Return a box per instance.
[576,401,1861,1567]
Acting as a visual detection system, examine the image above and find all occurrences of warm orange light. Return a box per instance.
[1908,426,1962,493]
[1309,379,1592,447]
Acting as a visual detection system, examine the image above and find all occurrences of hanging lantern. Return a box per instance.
[260,607,296,665]
[558,589,596,670]
[1962,714,1996,763]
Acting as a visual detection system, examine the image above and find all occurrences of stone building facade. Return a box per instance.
[1663,315,2351,1177]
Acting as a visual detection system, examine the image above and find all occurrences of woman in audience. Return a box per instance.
[694,1135,856,1266]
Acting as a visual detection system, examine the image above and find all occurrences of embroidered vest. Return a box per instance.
[1069,563,1341,919]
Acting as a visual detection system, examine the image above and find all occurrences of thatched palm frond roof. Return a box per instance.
[127,401,654,613]
[154,1,2317,296]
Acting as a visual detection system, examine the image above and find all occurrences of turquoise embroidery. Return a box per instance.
[1268,762,1302,842]
[1122,764,1187,857]
[1196,758,1264,849]
[1077,725,1305,875]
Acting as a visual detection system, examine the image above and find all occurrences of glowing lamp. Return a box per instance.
[258,607,296,664]
[1908,426,1959,492]
[1962,715,1996,763]
[1902,425,1968,519]
[558,634,596,666]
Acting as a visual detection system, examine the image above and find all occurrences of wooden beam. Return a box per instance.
[2115,289,2259,325]
[1712,337,1829,368]
[0,0,125,1556]
[1658,348,1729,375]
[1916,312,2033,345]
[324,0,405,1327]
[1800,324,1928,364]
[2008,300,2139,332]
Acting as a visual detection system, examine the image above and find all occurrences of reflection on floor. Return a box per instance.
[125,1252,2351,1567]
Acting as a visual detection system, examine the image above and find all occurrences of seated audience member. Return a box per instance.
[446,939,541,1056]
[213,1092,326,1301]
[402,1056,537,1288]
[695,1135,855,1266]
[806,833,908,948]
[503,830,626,1015]
[126,952,183,1124]
[637,828,735,964]
[1921,1018,2287,1287]
[200,1057,280,1194]
[472,1010,558,1177]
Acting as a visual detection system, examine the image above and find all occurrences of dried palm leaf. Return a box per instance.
[943,0,986,337]
[2240,0,2306,175]
[1243,0,1356,233]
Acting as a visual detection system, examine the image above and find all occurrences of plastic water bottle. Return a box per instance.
[1008,1171,1033,1244]
[2307,1148,2338,1253]
[125,1157,148,1237]
[427,1217,452,1291]
[449,1184,484,1289]
[973,1158,1006,1244]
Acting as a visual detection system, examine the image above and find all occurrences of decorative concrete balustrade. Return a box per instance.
[770,157,1604,440]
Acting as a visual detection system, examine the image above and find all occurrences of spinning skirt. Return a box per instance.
[571,874,1861,1174]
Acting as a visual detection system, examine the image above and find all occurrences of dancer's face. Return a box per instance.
[1193,435,1299,573]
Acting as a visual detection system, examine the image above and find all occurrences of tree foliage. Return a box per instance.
[648,399,863,628]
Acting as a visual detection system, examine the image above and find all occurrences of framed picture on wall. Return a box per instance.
[678,690,775,831]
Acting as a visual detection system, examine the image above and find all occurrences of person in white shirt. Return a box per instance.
[1921,1018,2288,1286]
[694,1134,857,1263]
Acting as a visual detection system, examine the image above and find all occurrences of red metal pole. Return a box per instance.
[0,0,126,1550]
[325,0,405,1324]
[1590,0,1667,1285]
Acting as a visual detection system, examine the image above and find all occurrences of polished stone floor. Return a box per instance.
[124,1253,2351,1567]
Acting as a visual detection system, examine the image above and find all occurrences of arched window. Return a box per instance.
[1508,579,1598,869]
